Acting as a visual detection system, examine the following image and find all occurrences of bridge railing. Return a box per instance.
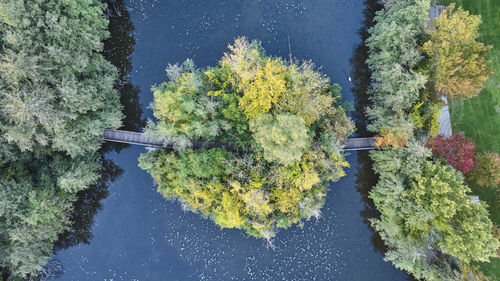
[103,129,377,151]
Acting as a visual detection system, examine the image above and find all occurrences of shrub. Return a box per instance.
[470,152,500,188]
[426,133,477,174]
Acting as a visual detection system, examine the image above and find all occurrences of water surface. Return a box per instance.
[53,1,409,280]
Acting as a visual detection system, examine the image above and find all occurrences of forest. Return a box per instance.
[0,0,122,278]
[366,0,499,280]
[0,0,498,280]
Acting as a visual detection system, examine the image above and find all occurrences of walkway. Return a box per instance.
[429,5,453,137]
[103,129,377,151]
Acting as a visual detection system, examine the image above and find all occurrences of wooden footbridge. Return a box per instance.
[103,129,377,151]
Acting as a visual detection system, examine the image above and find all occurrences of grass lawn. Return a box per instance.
[439,0,500,279]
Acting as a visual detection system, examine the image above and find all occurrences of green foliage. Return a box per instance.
[0,0,122,156]
[276,61,334,125]
[0,145,82,278]
[250,113,310,165]
[405,162,498,263]
[410,101,442,136]
[141,37,354,239]
[365,0,430,145]
[0,0,122,278]
[367,1,499,279]
[442,0,500,276]
[460,263,491,281]
[469,152,500,188]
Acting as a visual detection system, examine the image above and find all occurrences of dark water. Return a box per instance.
[52,0,409,280]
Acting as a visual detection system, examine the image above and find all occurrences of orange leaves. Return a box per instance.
[374,129,409,148]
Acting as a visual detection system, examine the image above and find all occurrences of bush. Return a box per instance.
[470,152,500,188]
[426,133,477,174]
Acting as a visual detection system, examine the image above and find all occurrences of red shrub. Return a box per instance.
[426,133,477,174]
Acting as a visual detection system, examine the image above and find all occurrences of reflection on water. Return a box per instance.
[52,0,142,273]
[51,0,410,280]
[351,0,380,138]
[351,0,387,255]
[101,0,146,153]
[55,159,123,251]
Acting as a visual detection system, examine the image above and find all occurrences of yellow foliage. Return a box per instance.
[375,129,409,148]
[188,188,214,213]
[460,263,491,281]
[213,192,245,229]
[276,62,333,125]
[423,4,493,100]
[240,189,272,217]
[294,161,321,191]
[273,187,301,215]
[238,58,287,119]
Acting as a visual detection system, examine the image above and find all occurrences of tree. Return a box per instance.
[365,0,429,146]
[423,4,493,100]
[250,113,310,165]
[0,0,122,156]
[370,142,498,280]
[460,263,491,281]
[0,145,78,278]
[404,161,498,263]
[469,152,500,188]
[0,0,122,278]
[140,37,354,239]
[426,133,477,174]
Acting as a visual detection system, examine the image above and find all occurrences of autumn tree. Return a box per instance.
[469,152,500,188]
[140,37,354,239]
[423,4,493,100]
[426,133,477,174]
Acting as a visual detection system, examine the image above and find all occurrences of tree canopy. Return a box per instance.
[426,133,477,175]
[0,0,122,278]
[0,0,122,156]
[366,1,499,280]
[470,152,500,188]
[370,143,498,280]
[140,37,354,239]
[423,4,493,100]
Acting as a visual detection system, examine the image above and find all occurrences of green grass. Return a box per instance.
[441,0,500,154]
[439,0,500,279]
